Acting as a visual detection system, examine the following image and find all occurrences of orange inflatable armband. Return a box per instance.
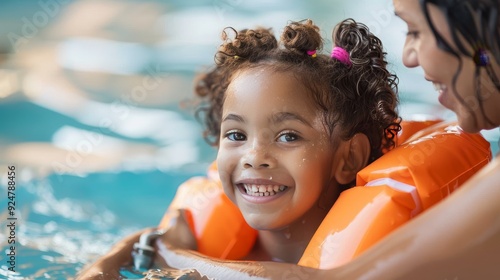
[395,116,443,145]
[158,165,257,260]
[299,121,491,269]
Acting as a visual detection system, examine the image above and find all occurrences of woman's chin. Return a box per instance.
[457,116,483,133]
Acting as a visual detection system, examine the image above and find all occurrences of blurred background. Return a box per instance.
[0,0,498,278]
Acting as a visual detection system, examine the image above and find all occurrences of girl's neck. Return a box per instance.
[253,204,332,263]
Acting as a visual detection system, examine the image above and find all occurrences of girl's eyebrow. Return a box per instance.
[272,112,312,127]
[221,112,312,127]
[222,113,245,123]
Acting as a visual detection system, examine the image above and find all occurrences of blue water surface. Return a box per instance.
[0,98,214,278]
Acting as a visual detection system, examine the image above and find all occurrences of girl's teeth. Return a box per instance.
[243,184,288,197]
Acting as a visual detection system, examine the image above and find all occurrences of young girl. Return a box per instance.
[77,18,400,278]
[187,18,400,264]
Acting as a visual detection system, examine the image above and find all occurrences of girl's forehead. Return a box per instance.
[223,68,321,118]
[228,68,313,103]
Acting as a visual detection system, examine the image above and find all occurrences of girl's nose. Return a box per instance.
[242,144,275,169]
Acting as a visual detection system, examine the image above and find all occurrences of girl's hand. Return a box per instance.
[77,208,197,279]
[76,257,124,280]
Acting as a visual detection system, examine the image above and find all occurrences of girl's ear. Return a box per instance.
[334,133,370,185]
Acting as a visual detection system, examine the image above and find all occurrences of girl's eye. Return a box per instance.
[277,131,300,142]
[406,30,420,38]
[226,131,246,141]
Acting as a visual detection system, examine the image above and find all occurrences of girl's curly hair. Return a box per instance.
[195,18,401,165]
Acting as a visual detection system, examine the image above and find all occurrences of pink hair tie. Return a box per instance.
[307,50,317,58]
[331,46,351,67]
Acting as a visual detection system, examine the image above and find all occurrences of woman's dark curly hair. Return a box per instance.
[195,18,401,164]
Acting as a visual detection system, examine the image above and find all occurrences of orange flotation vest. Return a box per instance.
[157,120,492,267]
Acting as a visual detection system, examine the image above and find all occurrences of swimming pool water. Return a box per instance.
[0,100,215,279]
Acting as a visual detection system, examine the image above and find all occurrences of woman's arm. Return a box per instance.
[158,157,500,280]
[156,241,324,280]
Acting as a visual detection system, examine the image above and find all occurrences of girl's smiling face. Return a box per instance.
[217,67,342,231]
